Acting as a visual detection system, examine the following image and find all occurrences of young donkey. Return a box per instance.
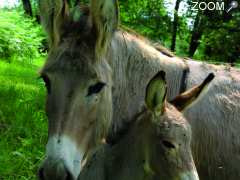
[78,71,203,180]
[39,0,240,180]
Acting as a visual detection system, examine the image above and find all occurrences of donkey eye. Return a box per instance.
[87,82,106,96]
[162,140,176,149]
[41,75,51,94]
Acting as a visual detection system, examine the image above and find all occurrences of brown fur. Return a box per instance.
[171,73,215,111]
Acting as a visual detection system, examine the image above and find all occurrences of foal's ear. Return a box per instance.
[39,0,70,47]
[90,0,119,58]
[171,73,215,111]
[145,71,167,116]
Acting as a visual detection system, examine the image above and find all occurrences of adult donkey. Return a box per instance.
[38,0,240,180]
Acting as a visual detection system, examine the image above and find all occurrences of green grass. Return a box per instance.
[0,58,47,180]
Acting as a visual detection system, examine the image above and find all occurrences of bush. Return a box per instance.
[0,10,45,63]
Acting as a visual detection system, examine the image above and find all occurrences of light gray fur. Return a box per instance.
[108,31,240,180]
[184,61,240,179]
[109,31,187,131]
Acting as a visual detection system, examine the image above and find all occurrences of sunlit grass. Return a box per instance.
[0,58,47,180]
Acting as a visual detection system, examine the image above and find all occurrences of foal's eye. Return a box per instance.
[162,140,176,149]
[41,75,51,94]
[87,82,106,96]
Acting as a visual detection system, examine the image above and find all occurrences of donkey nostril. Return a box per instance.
[66,170,74,180]
[38,167,45,180]
[38,160,73,180]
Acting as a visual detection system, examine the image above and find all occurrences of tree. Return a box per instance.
[188,10,205,57]
[119,0,172,44]
[186,0,240,64]
[22,0,33,17]
[171,0,181,51]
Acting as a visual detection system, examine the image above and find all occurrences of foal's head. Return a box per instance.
[79,71,214,180]
[137,71,214,180]
[109,71,213,180]
[129,71,201,180]
[38,0,118,179]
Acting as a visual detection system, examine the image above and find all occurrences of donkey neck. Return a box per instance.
[107,30,188,133]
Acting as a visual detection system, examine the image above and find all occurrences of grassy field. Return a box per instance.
[0,59,47,180]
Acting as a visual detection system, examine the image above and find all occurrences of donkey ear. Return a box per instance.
[145,71,167,116]
[171,73,215,111]
[90,0,119,58]
[39,0,70,47]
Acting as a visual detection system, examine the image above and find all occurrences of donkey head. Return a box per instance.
[133,71,214,180]
[38,0,118,179]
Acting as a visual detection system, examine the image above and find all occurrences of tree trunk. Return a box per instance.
[188,11,204,57]
[170,0,181,51]
[22,0,33,17]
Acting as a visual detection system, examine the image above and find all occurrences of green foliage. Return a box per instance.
[0,10,45,63]
[0,58,47,179]
[119,0,172,46]
[119,0,240,64]
[186,0,240,64]
[202,12,240,63]
[175,15,191,56]
[0,6,47,180]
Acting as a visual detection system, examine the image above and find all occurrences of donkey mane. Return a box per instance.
[42,3,175,60]
[119,25,176,58]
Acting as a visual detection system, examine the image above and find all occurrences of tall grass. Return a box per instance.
[0,59,47,180]
[0,8,47,179]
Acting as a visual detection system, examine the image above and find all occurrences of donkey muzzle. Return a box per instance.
[38,159,74,180]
